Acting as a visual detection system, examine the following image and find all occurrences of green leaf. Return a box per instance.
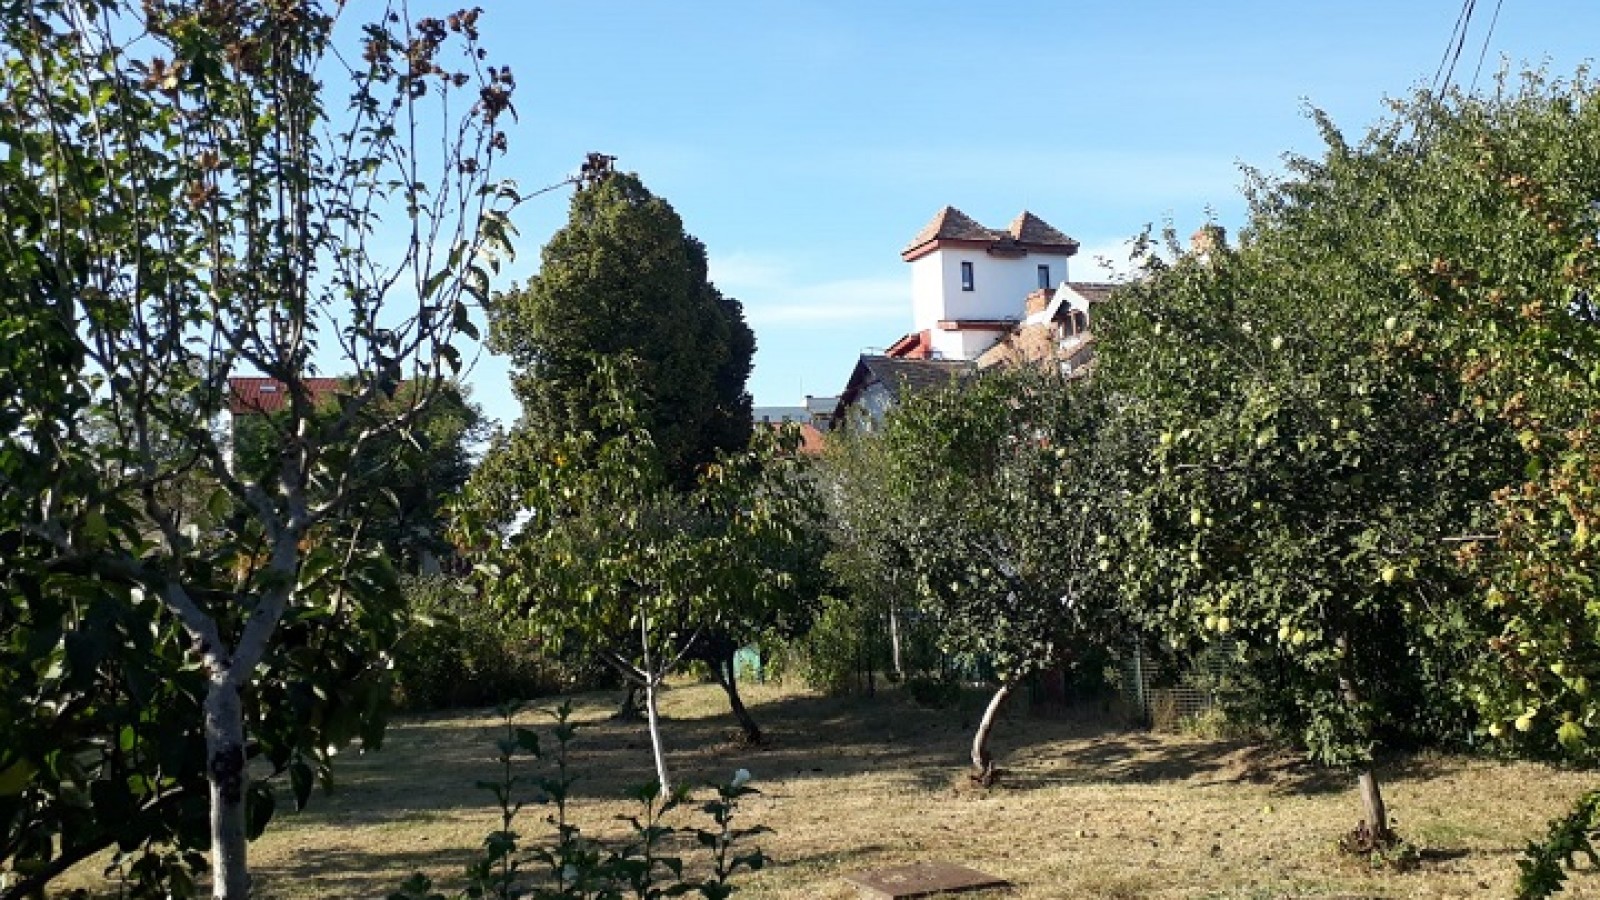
[0,758,37,797]
[289,760,314,811]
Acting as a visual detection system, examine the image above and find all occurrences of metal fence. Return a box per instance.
[1116,639,1234,730]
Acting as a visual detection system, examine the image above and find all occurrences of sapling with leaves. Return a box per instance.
[881,367,1125,784]
[814,420,918,684]
[0,2,518,896]
[458,363,813,794]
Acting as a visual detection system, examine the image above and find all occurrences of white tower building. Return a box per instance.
[899,207,1079,360]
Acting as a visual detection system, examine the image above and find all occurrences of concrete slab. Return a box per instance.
[841,861,1010,899]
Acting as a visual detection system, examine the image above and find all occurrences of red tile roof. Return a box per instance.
[903,207,1078,260]
[761,420,827,456]
[227,377,346,415]
[1008,211,1077,248]
[903,206,996,251]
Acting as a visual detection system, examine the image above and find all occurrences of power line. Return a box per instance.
[1469,0,1507,93]
[1431,0,1478,102]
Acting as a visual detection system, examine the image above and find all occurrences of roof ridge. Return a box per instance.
[1007,210,1078,248]
[903,205,1000,252]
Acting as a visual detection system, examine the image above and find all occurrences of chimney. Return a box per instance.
[1025,287,1056,316]
[1191,224,1227,256]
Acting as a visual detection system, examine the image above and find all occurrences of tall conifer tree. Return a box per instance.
[486,171,754,488]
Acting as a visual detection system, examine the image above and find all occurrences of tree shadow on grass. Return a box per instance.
[291,683,1374,826]
[1002,731,1349,796]
[297,685,1127,819]
[251,845,478,900]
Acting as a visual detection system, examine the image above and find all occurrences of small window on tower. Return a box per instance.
[960,261,974,292]
[1038,265,1051,289]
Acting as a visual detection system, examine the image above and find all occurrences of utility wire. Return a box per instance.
[1469,0,1506,94]
[1429,0,1471,97]
[1431,0,1478,102]
[1414,0,1482,156]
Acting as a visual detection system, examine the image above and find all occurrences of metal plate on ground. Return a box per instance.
[841,861,1009,899]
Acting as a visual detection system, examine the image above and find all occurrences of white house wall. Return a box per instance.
[912,249,1071,344]
[930,326,1006,360]
[910,254,945,336]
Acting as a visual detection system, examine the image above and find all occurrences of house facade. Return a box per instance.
[833,206,1115,427]
[901,206,1079,361]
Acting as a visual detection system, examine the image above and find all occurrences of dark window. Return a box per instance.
[960,261,974,291]
[1038,265,1051,289]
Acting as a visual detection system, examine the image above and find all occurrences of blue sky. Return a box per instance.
[394,1,1600,426]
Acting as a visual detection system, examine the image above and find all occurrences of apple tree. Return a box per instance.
[1095,169,1515,846]
[881,366,1125,784]
[457,366,818,792]
[0,2,517,896]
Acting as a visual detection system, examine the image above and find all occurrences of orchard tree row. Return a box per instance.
[6,0,1600,894]
[820,69,1600,882]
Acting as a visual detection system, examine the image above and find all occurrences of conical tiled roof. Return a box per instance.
[1008,211,1078,249]
[903,206,998,252]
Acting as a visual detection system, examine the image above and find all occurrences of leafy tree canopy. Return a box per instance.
[485,171,754,491]
[878,366,1127,780]
[0,1,516,895]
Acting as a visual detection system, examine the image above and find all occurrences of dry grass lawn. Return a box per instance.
[57,680,1600,898]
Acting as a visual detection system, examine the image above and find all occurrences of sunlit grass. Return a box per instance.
[52,679,1600,898]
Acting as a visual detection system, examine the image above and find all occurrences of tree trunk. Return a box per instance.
[204,675,250,899]
[1336,633,1391,843]
[713,652,762,745]
[1356,768,1389,841]
[644,675,671,798]
[613,682,644,721]
[888,605,904,678]
[971,681,1014,786]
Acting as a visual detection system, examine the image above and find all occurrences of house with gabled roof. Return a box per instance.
[832,207,1099,428]
[899,206,1080,362]
[831,355,974,430]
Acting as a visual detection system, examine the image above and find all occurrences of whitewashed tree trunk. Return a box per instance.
[639,611,673,798]
[888,605,904,678]
[644,675,671,798]
[204,675,250,900]
[971,681,1014,785]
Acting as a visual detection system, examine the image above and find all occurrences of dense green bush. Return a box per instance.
[903,675,962,710]
[391,577,613,710]
[774,594,886,695]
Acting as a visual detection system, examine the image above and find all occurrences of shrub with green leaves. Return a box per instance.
[390,577,611,711]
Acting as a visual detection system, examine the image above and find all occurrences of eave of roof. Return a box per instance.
[901,207,1080,262]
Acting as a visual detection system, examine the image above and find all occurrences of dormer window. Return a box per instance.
[1037,265,1051,289]
[960,261,974,292]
